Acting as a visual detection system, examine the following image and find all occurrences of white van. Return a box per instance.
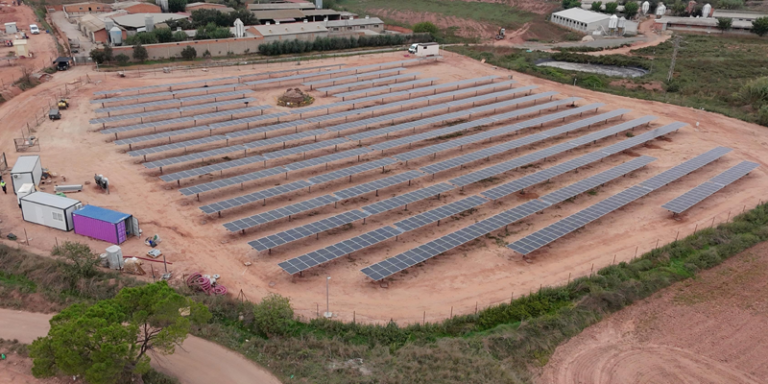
[29,24,40,34]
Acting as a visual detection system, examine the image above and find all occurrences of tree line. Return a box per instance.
[257,34,430,56]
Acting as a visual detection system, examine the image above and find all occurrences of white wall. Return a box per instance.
[20,201,71,231]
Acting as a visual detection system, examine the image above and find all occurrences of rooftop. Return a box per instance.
[711,10,768,20]
[11,155,39,172]
[252,9,305,20]
[552,8,610,23]
[326,17,383,27]
[21,192,81,209]
[110,13,188,28]
[656,16,752,29]
[252,21,327,36]
[79,13,106,32]
[247,2,315,11]
[74,205,131,224]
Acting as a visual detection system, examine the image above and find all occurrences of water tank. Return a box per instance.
[702,3,712,17]
[618,16,626,28]
[106,245,124,270]
[99,253,109,267]
[642,1,650,14]
[656,2,666,16]
[145,16,154,33]
[316,0,322,8]
[105,20,114,32]
[608,14,619,28]
[110,27,122,45]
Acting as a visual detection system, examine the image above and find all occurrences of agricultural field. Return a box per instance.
[327,0,576,43]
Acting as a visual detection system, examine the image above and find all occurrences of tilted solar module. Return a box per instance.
[90,98,256,124]
[661,160,757,214]
[393,195,489,232]
[146,145,248,170]
[128,135,227,157]
[316,73,418,94]
[361,183,455,215]
[200,180,314,214]
[241,129,328,151]
[101,105,272,134]
[222,194,339,232]
[396,107,621,162]
[91,84,241,105]
[333,170,425,199]
[223,120,299,140]
[243,59,423,86]
[95,91,249,114]
[283,147,373,172]
[334,78,439,99]
[157,154,265,181]
[278,226,403,275]
[639,146,731,190]
[302,68,404,87]
[178,166,285,196]
[308,157,398,185]
[248,210,371,251]
[262,137,349,160]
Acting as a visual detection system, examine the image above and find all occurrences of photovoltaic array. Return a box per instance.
[248,210,370,251]
[661,160,758,213]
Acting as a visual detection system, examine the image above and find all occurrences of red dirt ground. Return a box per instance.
[538,241,768,384]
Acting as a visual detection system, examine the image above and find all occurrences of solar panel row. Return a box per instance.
[178,166,285,196]
[334,78,440,100]
[128,135,227,157]
[316,73,419,95]
[91,84,241,105]
[101,105,272,135]
[248,210,370,251]
[262,137,348,160]
[361,183,455,215]
[157,153,265,181]
[200,180,313,214]
[308,157,398,185]
[95,91,249,115]
[284,147,373,172]
[334,170,424,199]
[90,98,256,124]
[393,195,489,232]
[302,68,404,87]
[243,58,428,87]
[662,159,756,214]
[223,194,339,232]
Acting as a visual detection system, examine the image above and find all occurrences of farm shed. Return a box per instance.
[73,205,140,244]
[10,155,42,194]
[20,192,82,231]
[550,8,611,34]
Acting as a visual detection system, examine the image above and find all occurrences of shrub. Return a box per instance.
[666,81,680,92]
[115,53,129,65]
[172,30,188,42]
[51,242,99,290]
[752,16,768,37]
[737,76,768,107]
[624,1,639,18]
[581,75,604,88]
[181,45,197,61]
[605,2,618,13]
[757,104,768,126]
[133,43,148,62]
[718,0,744,9]
[716,17,732,33]
[89,49,107,64]
[252,294,294,337]
[591,1,602,11]
[413,21,439,35]
[562,0,581,9]
[168,0,186,13]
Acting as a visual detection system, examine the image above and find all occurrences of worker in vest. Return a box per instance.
[0,179,6,194]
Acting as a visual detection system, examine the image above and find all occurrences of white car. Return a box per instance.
[29,24,40,34]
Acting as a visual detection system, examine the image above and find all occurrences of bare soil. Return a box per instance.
[538,241,768,384]
[1,50,767,327]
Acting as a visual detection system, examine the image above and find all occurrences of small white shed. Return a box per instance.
[10,155,42,194]
[413,42,439,57]
[20,192,82,232]
[4,22,17,34]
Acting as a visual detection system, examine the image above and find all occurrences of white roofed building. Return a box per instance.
[551,8,611,33]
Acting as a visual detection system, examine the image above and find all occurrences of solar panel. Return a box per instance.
[362,183,455,215]
[308,157,398,185]
[334,78,439,99]
[200,180,313,214]
[243,59,426,87]
[248,210,370,251]
[293,77,506,114]
[347,91,561,141]
[240,129,327,151]
[278,226,403,274]
[146,145,247,170]
[662,160,757,214]
[262,137,348,160]
[128,135,227,157]
[222,194,339,231]
[156,153,264,180]
[94,64,342,95]
[393,195,488,232]
[446,116,662,187]
[101,105,272,134]
[361,201,551,280]
[395,107,623,162]
[95,91,249,114]
[639,146,731,190]
[600,122,687,156]
[284,147,373,172]
[333,170,424,199]
[316,73,418,95]
[90,98,257,124]
[178,166,285,196]
[91,84,241,105]
[223,120,299,140]
[302,68,404,87]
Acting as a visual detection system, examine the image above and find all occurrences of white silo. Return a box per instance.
[609,14,619,28]
[702,3,712,17]
[316,0,323,8]
[157,0,168,12]
[618,16,627,28]
[656,2,666,17]
[234,18,244,38]
[642,1,650,14]
[110,26,122,45]
[106,245,124,270]
[145,16,154,33]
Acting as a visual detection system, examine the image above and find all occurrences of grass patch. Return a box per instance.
[5,202,768,383]
[0,338,29,357]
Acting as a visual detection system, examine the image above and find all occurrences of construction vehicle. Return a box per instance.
[496,27,506,40]
[57,98,69,109]
[48,107,60,120]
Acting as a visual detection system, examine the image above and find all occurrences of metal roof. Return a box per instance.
[247,3,315,11]
[711,10,768,20]
[552,8,610,23]
[21,192,81,209]
[73,205,131,224]
[302,9,340,16]
[657,16,752,29]
[110,13,188,29]
[11,155,39,173]
[326,17,383,27]
[252,21,327,36]
[79,14,106,32]
[252,9,305,20]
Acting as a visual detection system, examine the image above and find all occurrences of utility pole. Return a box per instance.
[667,34,681,83]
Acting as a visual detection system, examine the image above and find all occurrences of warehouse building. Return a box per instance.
[550,8,611,33]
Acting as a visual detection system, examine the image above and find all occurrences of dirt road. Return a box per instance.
[0,308,281,384]
[538,241,768,384]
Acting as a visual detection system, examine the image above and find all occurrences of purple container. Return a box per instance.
[72,205,132,245]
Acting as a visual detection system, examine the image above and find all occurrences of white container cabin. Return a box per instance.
[10,155,42,194]
[20,192,82,232]
[409,42,439,57]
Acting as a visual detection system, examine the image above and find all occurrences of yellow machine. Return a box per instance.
[57,98,69,109]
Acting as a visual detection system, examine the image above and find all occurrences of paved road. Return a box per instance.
[0,308,281,384]
[50,11,94,54]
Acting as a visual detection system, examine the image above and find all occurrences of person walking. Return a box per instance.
[0,178,6,194]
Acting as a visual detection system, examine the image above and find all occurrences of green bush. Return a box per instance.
[181,45,197,61]
[133,43,148,62]
[115,53,129,65]
[604,2,618,13]
[413,21,439,34]
[581,75,604,88]
[591,1,602,11]
[253,294,294,337]
[737,76,768,107]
